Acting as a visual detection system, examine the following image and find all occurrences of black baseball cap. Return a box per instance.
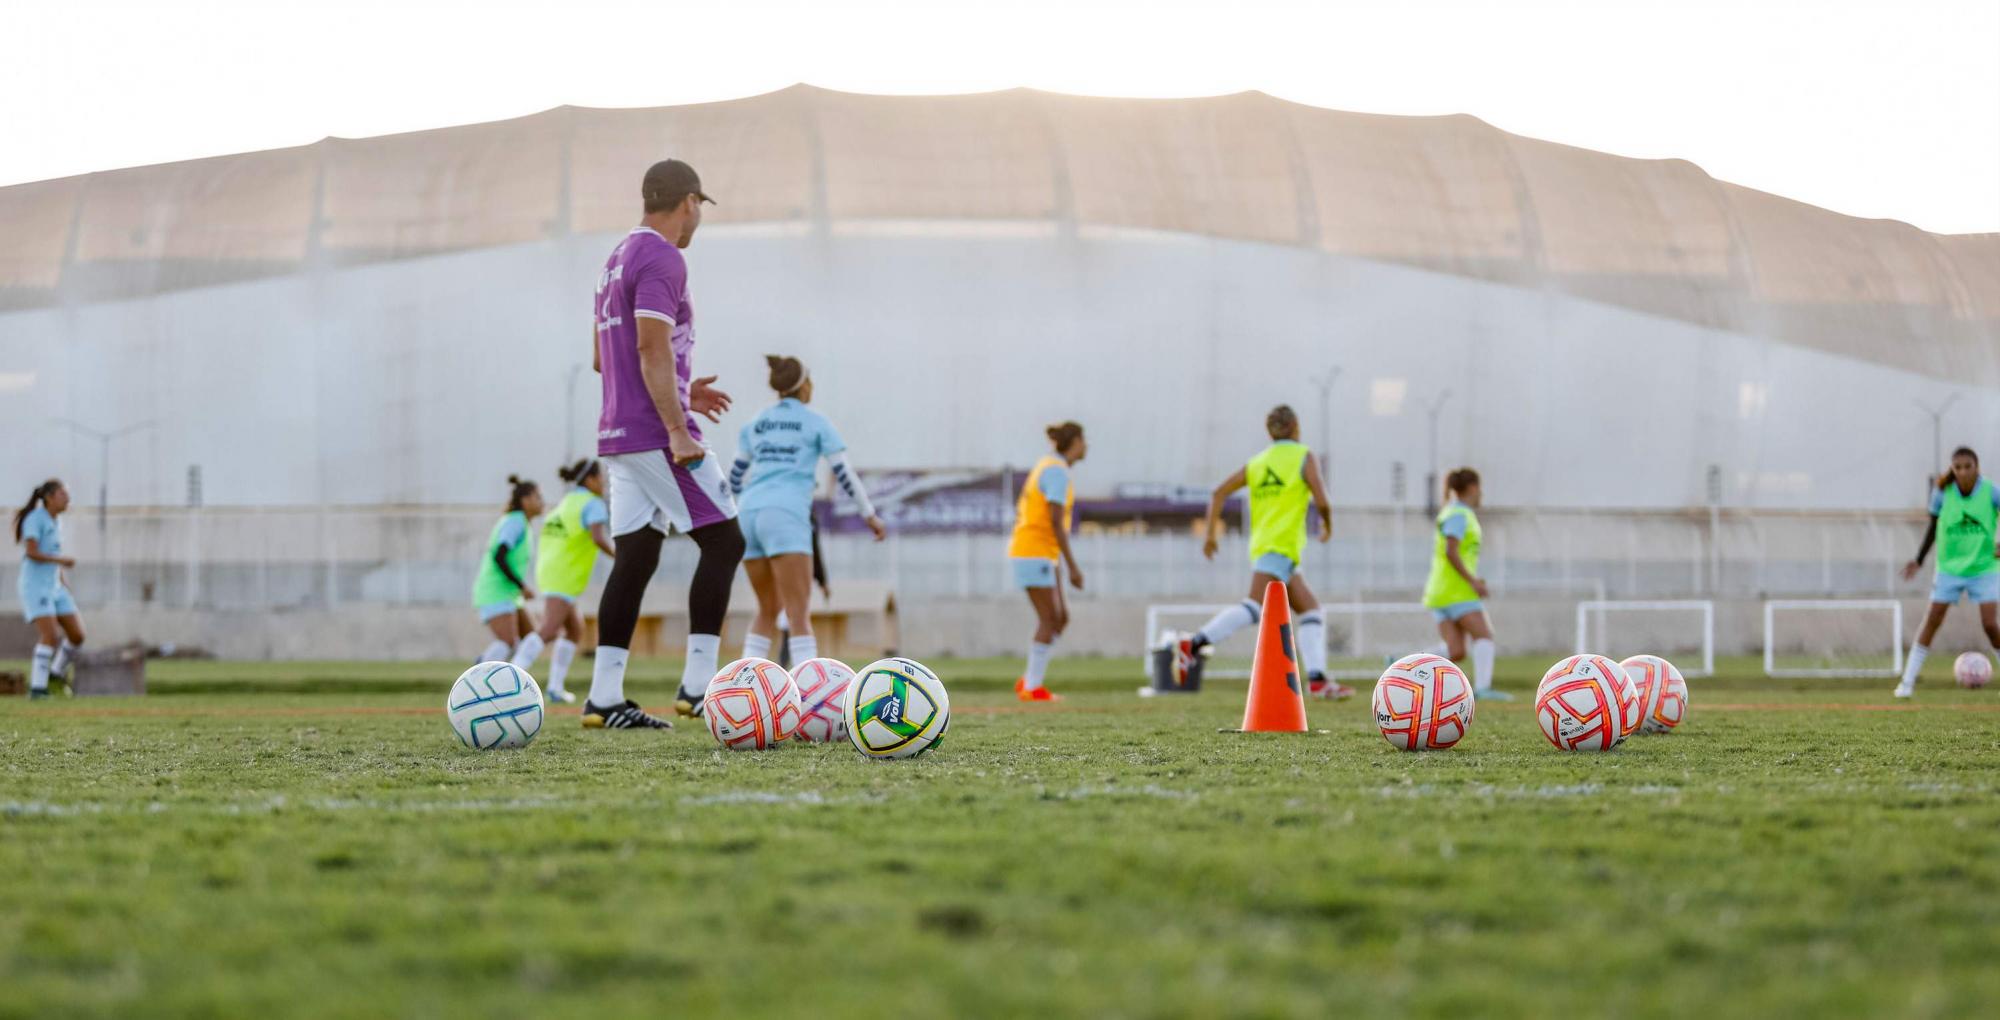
[642,159,715,209]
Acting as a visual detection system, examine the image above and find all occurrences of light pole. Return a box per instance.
[1424,389,1452,516]
[564,363,588,463]
[1308,366,1341,481]
[56,418,156,540]
[1914,394,1960,495]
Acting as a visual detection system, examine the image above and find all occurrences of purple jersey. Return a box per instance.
[594,227,701,455]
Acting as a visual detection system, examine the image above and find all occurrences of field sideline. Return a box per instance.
[3,656,1998,1019]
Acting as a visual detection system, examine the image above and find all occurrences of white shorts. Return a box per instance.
[605,448,737,538]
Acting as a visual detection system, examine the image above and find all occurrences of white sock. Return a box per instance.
[50,639,74,676]
[478,639,511,665]
[788,635,818,665]
[680,634,721,699]
[30,644,52,692]
[548,638,578,691]
[743,632,773,661]
[1296,610,1327,678]
[589,646,630,707]
[1901,643,1928,688]
[1024,640,1055,689]
[1195,599,1260,646]
[510,633,546,672]
[1471,637,1496,692]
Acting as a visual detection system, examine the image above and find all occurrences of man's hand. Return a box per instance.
[669,429,706,467]
[689,375,732,423]
[1472,577,1491,599]
[1067,563,1085,590]
[866,515,888,541]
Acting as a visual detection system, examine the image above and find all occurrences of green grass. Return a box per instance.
[2,655,1998,1019]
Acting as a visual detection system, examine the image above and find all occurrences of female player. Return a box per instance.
[1423,467,1506,700]
[510,460,613,704]
[14,479,83,699]
[1178,406,1351,700]
[1007,421,1086,701]
[1895,446,2000,698]
[472,476,543,666]
[728,355,885,666]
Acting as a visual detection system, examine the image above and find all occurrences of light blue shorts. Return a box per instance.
[1931,571,2000,605]
[478,601,521,623]
[541,591,578,604]
[1430,600,1485,623]
[741,506,813,561]
[1011,557,1057,589]
[1251,552,1298,583]
[20,585,77,622]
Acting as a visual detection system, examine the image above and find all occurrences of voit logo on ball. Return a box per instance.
[843,657,951,760]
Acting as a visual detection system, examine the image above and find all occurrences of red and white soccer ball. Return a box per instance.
[1535,654,1639,751]
[705,657,803,751]
[1371,652,1476,751]
[1954,651,1992,689]
[791,657,855,743]
[1620,654,1690,734]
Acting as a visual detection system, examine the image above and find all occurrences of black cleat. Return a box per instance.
[581,700,673,730]
[673,690,706,719]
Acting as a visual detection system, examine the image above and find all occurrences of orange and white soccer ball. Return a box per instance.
[1535,654,1638,751]
[1954,651,1992,689]
[791,657,855,743]
[706,658,803,751]
[1371,652,1475,751]
[1620,654,1690,733]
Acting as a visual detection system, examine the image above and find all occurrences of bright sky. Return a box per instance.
[4,0,1996,233]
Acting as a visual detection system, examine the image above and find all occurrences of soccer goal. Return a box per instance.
[1572,600,1715,678]
[1139,601,1444,681]
[1763,599,1905,678]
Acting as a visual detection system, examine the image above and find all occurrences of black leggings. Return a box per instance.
[595,519,746,651]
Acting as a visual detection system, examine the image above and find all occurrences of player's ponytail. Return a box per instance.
[1940,447,1979,490]
[1445,467,1480,497]
[1046,421,1084,453]
[557,459,599,486]
[766,355,807,397]
[506,475,538,512]
[12,479,58,544]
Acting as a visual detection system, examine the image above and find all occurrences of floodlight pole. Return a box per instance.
[565,363,587,463]
[1309,365,1340,503]
[1914,394,1960,494]
[56,418,156,541]
[1424,389,1452,516]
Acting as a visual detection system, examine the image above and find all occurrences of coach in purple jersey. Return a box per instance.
[582,158,745,729]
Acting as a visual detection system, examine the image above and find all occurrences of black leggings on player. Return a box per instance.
[595,520,747,651]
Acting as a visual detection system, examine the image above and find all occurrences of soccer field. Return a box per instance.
[3,656,1998,1019]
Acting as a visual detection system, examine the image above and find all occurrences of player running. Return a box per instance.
[728,355,886,666]
[1894,446,2000,698]
[1424,468,1507,700]
[585,158,742,729]
[509,459,614,704]
[1009,422,1087,702]
[473,476,542,666]
[1178,406,1352,700]
[14,479,83,699]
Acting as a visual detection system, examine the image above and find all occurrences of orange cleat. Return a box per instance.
[1015,678,1062,702]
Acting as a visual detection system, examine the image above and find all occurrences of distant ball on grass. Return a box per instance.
[446,661,544,750]
[1620,654,1690,733]
[1953,651,1991,689]
[1370,652,1475,751]
[791,657,855,743]
[1535,654,1637,752]
[844,657,950,759]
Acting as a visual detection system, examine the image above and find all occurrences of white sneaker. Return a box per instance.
[545,686,577,705]
[1893,680,1915,699]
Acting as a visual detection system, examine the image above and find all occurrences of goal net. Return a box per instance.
[1140,602,1443,681]
[1763,599,1905,678]
[1572,600,1715,678]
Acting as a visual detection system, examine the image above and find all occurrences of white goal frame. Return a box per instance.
[1140,601,1436,680]
[1762,599,1905,678]
[1572,600,1715,678]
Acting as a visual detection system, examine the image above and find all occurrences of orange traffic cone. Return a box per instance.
[1236,580,1309,733]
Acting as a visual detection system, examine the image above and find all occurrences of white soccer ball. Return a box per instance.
[843,657,950,759]
[1620,654,1690,733]
[446,661,545,750]
[792,657,855,743]
[1371,652,1475,751]
[706,658,801,751]
[1954,651,1992,689]
[1535,654,1638,751]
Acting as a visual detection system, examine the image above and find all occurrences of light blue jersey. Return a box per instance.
[734,398,847,516]
[17,506,60,592]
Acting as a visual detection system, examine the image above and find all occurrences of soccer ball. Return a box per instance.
[792,657,855,743]
[1371,652,1475,751]
[1620,654,1690,733]
[706,658,801,751]
[446,661,544,750]
[1954,651,1992,689]
[844,657,950,759]
[1535,654,1638,751]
